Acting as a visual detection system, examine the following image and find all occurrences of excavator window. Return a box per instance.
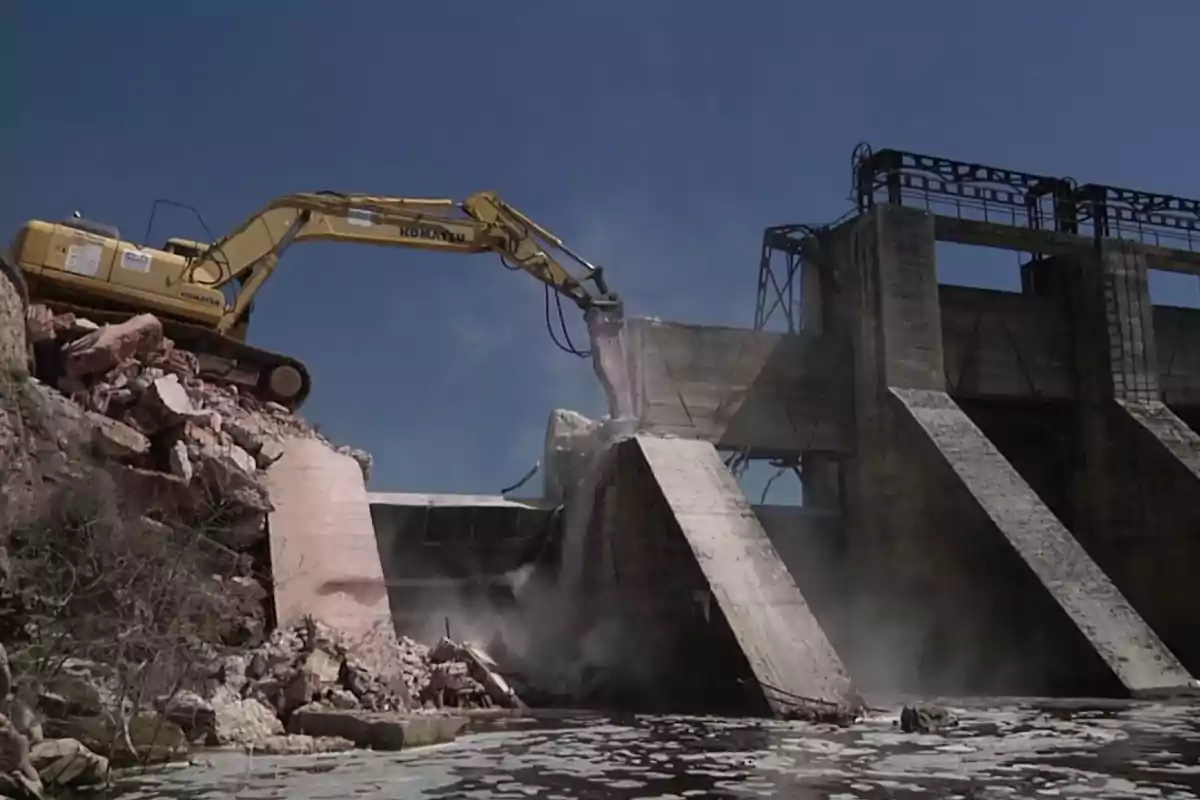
[60,218,122,240]
[162,240,207,261]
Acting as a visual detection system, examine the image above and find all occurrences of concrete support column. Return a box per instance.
[1029,245,1200,672]
[1022,248,1160,541]
[1086,244,1159,402]
[1075,245,1158,540]
[834,205,945,566]
[825,206,971,691]
[799,248,824,335]
[800,453,840,511]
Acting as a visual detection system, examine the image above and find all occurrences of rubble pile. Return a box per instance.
[25,304,371,492]
[183,619,524,746]
[0,296,523,795]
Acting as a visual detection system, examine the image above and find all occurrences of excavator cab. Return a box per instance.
[162,237,209,262]
[58,216,121,241]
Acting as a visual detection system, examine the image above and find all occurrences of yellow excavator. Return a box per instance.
[5,191,621,409]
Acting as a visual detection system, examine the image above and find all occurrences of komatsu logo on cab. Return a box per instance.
[399,225,466,244]
[180,289,222,307]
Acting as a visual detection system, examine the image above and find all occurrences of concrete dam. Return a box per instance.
[267,146,1200,715]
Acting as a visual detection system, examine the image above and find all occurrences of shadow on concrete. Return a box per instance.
[632,319,851,458]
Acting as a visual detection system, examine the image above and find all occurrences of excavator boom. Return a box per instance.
[185,191,618,334]
[9,189,620,409]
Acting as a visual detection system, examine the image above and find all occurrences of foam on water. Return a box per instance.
[108,702,1200,799]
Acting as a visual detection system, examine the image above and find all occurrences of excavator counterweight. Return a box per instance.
[9,192,621,409]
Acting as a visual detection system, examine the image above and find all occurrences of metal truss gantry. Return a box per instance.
[755,143,1200,331]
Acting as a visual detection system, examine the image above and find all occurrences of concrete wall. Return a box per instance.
[572,436,853,715]
[367,492,556,642]
[366,490,848,653]
[1155,305,1200,406]
[939,286,1075,401]
[752,506,844,614]
[625,206,1195,698]
[627,319,849,456]
[629,293,1200,458]
[264,439,393,640]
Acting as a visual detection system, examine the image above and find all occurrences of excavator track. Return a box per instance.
[33,296,312,411]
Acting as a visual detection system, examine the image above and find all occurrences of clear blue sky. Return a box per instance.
[6,2,1199,498]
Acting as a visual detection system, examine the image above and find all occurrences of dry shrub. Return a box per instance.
[1,464,247,701]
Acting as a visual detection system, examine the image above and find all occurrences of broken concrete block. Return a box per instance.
[168,439,194,483]
[62,313,162,378]
[29,737,109,789]
[86,411,150,461]
[24,304,57,345]
[255,439,285,469]
[223,418,263,454]
[542,409,602,505]
[461,644,525,710]
[287,707,465,751]
[141,374,201,425]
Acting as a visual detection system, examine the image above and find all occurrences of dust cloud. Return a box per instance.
[411,307,659,706]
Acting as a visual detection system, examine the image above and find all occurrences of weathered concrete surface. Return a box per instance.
[1156,305,1200,406]
[1103,399,1200,670]
[893,387,1196,698]
[629,435,855,713]
[806,207,1195,697]
[265,438,392,639]
[288,707,466,751]
[367,492,555,641]
[1117,399,1200,481]
[939,286,1074,400]
[753,506,844,617]
[1018,249,1200,674]
[628,298,1200,454]
[627,318,849,456]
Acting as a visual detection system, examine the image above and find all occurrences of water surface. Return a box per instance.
[113,701,1200,799]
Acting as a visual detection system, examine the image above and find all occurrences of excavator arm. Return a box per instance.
[182,191,619,334]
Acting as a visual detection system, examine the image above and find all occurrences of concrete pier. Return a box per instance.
[568,434,855,714]
[631,435,854,712]
[264,438,392,641]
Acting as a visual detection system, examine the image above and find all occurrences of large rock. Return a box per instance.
[23,305,56,346]
[25,305,95,346]
[29,738,108,789]
[211,692,284,747]
[158,691,215,744]
[135,374,202,429]
[187,424,270,514]
[87,412,151,461]
[0,259,28,379]
[61,314,163,379]
[1,700,42,746]
[287,706,465,751]
[109,463,198,519]
[0,713,43,800]
[251,734,355,755]
[41,713,187,767]
[0,644,10,701]
[37,675,104,718]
